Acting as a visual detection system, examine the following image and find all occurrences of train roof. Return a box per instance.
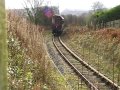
[53,14,64,20]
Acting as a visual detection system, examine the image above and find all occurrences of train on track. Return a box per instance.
[52,15,64,36]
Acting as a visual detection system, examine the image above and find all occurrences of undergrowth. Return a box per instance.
[7,10,70,90]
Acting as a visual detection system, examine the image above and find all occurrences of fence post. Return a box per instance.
[119,20,120,28]
[113,21,115,27]
[110,21,112,27]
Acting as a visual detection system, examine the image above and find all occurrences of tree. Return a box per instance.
[92,1,105,13]
[24,0,59,26]
[0,0,8,90]
[89,1,106,29]
[96,5,120,24]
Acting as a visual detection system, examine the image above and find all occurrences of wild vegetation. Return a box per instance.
[88,4,120,29]
[7,10,70,90]
[95,5,120,23]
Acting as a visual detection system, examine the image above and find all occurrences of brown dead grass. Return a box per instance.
[7,10,45,90]
[7,10,45,59]
[94,28,120,40]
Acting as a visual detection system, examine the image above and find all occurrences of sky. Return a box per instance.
[5,0,120,12]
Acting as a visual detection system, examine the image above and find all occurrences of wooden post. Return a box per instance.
[110,21,112,27]
[0,0,8,90]
[113,21,115,27]
[118,20,120,28]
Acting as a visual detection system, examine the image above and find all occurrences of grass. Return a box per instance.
[7,10,70,90]
[62,26,120,85]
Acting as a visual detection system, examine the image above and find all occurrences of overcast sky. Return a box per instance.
[5,0,120,12]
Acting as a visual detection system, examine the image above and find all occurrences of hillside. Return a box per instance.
[61,9,87,16]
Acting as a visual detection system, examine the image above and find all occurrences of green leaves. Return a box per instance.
[94,5,120,23]
[8,35,34,89]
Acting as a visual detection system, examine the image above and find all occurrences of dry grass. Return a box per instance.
[7,10,70,90]
[7,9,46,90]
[93,28,120,40]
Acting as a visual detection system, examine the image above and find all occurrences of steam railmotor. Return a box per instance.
[52,15,64,36]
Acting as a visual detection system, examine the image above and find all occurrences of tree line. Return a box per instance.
[62,2,120,29]
[24,1,120,29]
[95,5,120,23]
[25,6,59,26]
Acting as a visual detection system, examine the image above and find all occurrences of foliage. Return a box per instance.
[25,6,51,26]
[93,5,120,23]
[8,33,34,90]
[7,10,70,90]
[24,0,59,26]
[87,2,106,29]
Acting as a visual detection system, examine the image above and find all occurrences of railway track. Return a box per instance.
[53,36,120,90]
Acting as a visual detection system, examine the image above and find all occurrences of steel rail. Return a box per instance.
[53,37,98,90]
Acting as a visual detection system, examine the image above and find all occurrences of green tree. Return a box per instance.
[95,5,120,24]
[0,0,8,90]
